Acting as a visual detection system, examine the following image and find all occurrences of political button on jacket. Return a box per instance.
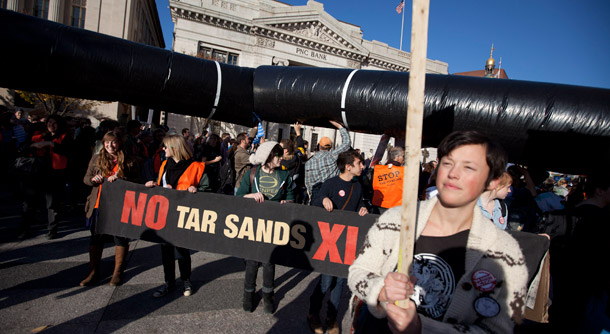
[474,297,500,317]
[471,270,497,292]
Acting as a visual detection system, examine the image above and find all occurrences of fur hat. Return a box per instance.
[249,141,278,165]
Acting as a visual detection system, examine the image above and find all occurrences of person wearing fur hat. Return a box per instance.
[236,140,295,313]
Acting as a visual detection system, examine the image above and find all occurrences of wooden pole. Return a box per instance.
[397,0,430,309]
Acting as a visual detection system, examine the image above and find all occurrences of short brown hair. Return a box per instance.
[437,131,507,186]
[337,150,361,173]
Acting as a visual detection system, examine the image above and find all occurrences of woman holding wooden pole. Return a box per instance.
[348,1,529,333]
[348,131,530,333]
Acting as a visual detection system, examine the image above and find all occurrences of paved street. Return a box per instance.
[0,188,353,334]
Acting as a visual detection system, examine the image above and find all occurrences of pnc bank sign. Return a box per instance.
[295,47,328,61]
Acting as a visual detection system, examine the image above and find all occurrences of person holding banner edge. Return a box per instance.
[308,150,368,334]
[236,140,294,313]
[81,131,140,287]
[145,134,209,298]
[348,131,529,333]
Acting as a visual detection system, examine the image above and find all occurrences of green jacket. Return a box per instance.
[236,165,294,202]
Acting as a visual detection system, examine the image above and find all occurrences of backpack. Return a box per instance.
[217,153,236,195]
[536,210,577,241]
[498,198,507,217]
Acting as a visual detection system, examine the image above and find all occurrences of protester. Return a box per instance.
[71,117,97,206]
[304,120,350,202]
[308,150,368,334]
[371,146,405,211]
[551,171,610,333]
[123,119,147,163]
[80,131,140,286]
[233,132,251,191]
[196,133,222,192]
[145,134,208,298]
[181,128,190,140]
[504,165,540,232]
[553,177,569,198]
[217,138,238,195]
[418,161,437,200]
[477,171,512,230]
[535,178,565,213]
[280,122,307,203]
[11,110,27,147]
[93,119,121,154]
[236,140,294,314]
[220,132,231,164]
[348,130,529,333]
[31,115,73,239]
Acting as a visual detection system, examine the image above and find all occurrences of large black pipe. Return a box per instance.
[2,9,609,173]
[0,9,256,126]
[253,66,610,171]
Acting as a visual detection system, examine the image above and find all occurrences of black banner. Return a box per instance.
[97,180,378,278]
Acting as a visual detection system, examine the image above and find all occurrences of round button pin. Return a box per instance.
[471,270,496,292]
[474,297,500,317]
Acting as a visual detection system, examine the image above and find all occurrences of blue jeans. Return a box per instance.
[309,274,345,320]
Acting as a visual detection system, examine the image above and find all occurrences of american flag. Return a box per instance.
[396,0,404,14]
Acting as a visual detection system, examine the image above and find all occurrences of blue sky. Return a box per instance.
[156,0,610,89]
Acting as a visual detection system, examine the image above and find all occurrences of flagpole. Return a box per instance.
[399,1,405,50]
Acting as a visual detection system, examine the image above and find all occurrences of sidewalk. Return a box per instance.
[0,189,353,333]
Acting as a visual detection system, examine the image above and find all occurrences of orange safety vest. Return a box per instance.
[32,132,68,170]
[371,164,404,208]
[94,163,119,209]
[157,160,205,191]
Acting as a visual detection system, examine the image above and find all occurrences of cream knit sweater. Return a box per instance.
[348,197,528,333]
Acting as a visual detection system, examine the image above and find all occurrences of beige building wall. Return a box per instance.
[169,0,449,158]
[1,0,164,121]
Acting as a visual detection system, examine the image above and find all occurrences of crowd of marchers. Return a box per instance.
[1,107,608,334]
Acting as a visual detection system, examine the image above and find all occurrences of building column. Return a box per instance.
[272,57,289,66]
[6,0,18,11]
[47,0,61,22]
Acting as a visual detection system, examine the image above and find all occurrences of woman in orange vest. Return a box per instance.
[30,115,73,239]
[145,134,207,299]
[80,131,139,286]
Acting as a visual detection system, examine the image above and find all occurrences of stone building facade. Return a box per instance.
[168,0,449,159]
[1,0,164,121]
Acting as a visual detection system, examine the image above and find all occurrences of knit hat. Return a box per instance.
[249,141,278,165]
[319,137,332,148]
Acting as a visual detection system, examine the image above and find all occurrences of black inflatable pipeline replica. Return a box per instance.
[1,9,609,173]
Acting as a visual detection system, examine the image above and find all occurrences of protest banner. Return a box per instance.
[97,179,378,278]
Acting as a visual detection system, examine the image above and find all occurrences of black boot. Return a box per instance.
[243,290,254,312]
[262,291,274,314]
